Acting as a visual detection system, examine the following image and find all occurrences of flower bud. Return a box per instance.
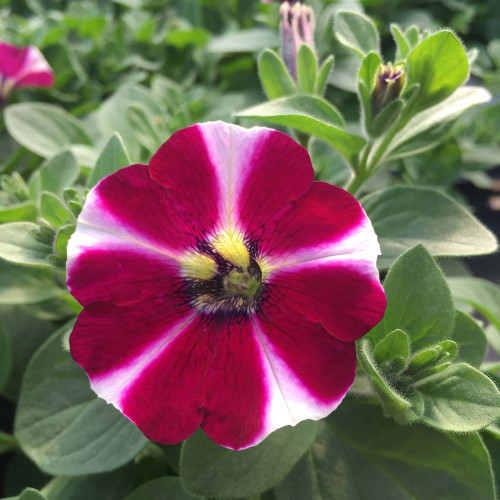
[372,62,405,115]
[280,2,316,79]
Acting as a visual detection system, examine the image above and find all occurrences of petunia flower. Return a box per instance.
[67,122,386,450]
[0,41,54,103]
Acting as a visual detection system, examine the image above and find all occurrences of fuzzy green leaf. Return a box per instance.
[180,421,318,498]
[126,477,199,500]
[297,45,318,94]
[334,11,380,59]
[415,363,500,432]
[275,397,495,499]
[405,30,469,113]
[369,245,455,350]
[0,222,53,268]
[391,24,410,60]
[28,151,79,202]
[452,311,487,367]
[388,86,491,160]
[258,49,296,99]
[15,322,147,475]
[4,103,94,166]
[373,329,410,365]
[362,185,498,269]
[41,467,135,500]
[40,192,75,228]
[87,133,131,189]
[314,55,334,96]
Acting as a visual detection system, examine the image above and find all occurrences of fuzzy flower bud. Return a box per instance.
[280,2,316,79]
[372,62,405,115]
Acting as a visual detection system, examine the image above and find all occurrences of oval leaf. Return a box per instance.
[4,103,94,163]
[415,363,500,432]
[405,30,469,112]
[15,322,147,476]
[180,421,318,498]
[362,185,498,269]
[334,11,380,59]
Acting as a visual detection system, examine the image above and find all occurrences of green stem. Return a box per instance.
[359,139,374,175]
[345,112,414,196]
[345,171,369,196]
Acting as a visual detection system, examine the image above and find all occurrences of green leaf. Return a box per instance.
[0,222,53,268]
[297,45,317,94]
[87,133,131,189]
[358,52,381,90]
[276,397,495,499]
[0,306,54,401]
[126,477,199,500]
[18,489,46,500]
[405,25,420,47]
[357,52,382,135]
[0,261,62,305]
[448,277,500,356]
[54,224,76,259]
[40,192,75,228]
[258,49,296,100]
[357,338,412,417]
[388,86,491,160]
[4,103,94,165]
[0,202,37,224]
[180,421,318,498]
[41,467,135,500]
[452,311,487,367]
[407,348,440,373]
[414,363,500,432]
[373,329,410,365]
[236,95,365,165]
[95,85,164,162]
[371,98,403,137]
[28,151,80,202]
[391,24,410,60]
[369,245,455,350]
[127,104,164,154]
[362,185,498,269]
[334,11,380,59]
[0,326,12,391]
[208,28,280,53]
[15,322,148,475]
[314,55,334,96]
[405,30,469,113]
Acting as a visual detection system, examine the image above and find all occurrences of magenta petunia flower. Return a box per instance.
[0,42,54,101]
[67,122,386,450]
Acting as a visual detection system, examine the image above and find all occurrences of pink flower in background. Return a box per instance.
[0,42,54,102]
[67,122,386,450]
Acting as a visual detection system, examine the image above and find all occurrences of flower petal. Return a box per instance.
[259,182,379,267]
[265,257,386,342]
[116,316,213,445]
[70,302,195,407]
[200,318,268,450]
[77,164,216,256]
[150,122,313,237]
[67,245,182,307]
[255,302,356,427]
